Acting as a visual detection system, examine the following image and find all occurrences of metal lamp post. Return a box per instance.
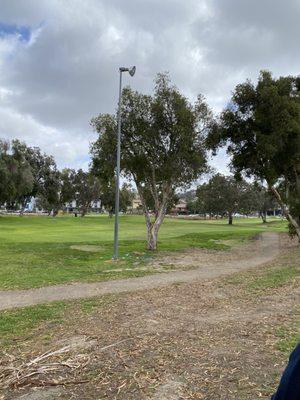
[113,66,136,260]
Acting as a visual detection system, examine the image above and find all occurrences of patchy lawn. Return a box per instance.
[0,237,299,399]
[0,215,286,290]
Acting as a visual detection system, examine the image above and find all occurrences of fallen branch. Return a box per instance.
[26,345,71,367]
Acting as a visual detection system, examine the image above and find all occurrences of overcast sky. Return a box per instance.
[0,0,299,172]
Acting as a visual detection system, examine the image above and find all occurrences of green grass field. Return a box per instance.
[0,214,286,290]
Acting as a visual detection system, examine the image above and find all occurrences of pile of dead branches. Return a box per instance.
[0,344,90,389]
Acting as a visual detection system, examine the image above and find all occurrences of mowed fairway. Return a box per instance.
[0,215,286,290]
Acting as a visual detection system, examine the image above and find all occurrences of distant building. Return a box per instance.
[171,199,187,215]
[65,200,77,212]
[65,199,101,213]
[131,195,143,213]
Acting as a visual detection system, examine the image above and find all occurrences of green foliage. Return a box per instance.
[74,169,101,216]
[100,181,134,215]
[0,139,65,213]
[0,139,34,208]
[119,183,135,213]
[208,71,299,182]
[0,139,102,217]
[91,74,211,189]
[37,168,76,215]
[91,73,213,249]
[186,199,200,214]
[11,139,57,206]
[207,71,300,235]
[249,183,278,222]
[196,174,257,223]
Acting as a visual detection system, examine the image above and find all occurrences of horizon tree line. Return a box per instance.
[0,140,277,223]
[0,139,133,217]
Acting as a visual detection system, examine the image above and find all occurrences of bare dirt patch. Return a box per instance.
[70,245,103,252]
[150,232,288,271]
[14,388,61,400]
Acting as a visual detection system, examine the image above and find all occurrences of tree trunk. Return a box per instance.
[19,200,27,216]
[136,181,170,251]
[81,205,88,217]
[260,211,267,223]
[228,212,233,225]
[269,185,300,242]
[147,224,158,250]
[263,211,267,223]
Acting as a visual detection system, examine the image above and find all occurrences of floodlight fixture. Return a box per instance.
[129,66,136,76]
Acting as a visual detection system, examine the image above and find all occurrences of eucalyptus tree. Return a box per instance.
[91,73,212,249]
[207,71,300,240]
[74,169,101,217]
[12,139,56,201]
[196,174,248,224]
[100,181,136,216]
[11,140,56,210]
[37,168,76,216]
[249,184,278,223]
[0,139,33,209]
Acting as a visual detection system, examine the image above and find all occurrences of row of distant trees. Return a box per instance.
[0,140,133,216]
[90,71,300,248]
[0,138,276,223]
[186,174,277,225]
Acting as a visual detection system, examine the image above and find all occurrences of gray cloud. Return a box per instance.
[0,0,299,171]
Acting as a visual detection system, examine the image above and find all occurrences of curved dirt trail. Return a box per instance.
[0,232,280,311]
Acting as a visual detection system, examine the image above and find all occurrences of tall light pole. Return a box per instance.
[113,66,136,260]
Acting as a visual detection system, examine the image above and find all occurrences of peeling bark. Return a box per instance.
[137,181,171,251]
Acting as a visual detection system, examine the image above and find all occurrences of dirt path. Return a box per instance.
[0,232,280,311]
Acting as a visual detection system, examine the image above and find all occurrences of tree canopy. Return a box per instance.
[0,139,102,217]
[91,73,213,249]
[73,170,102,217]
[100,181,134,216]
[0,140,34,209]
[207,71,300,239]
[196,174,253,224]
